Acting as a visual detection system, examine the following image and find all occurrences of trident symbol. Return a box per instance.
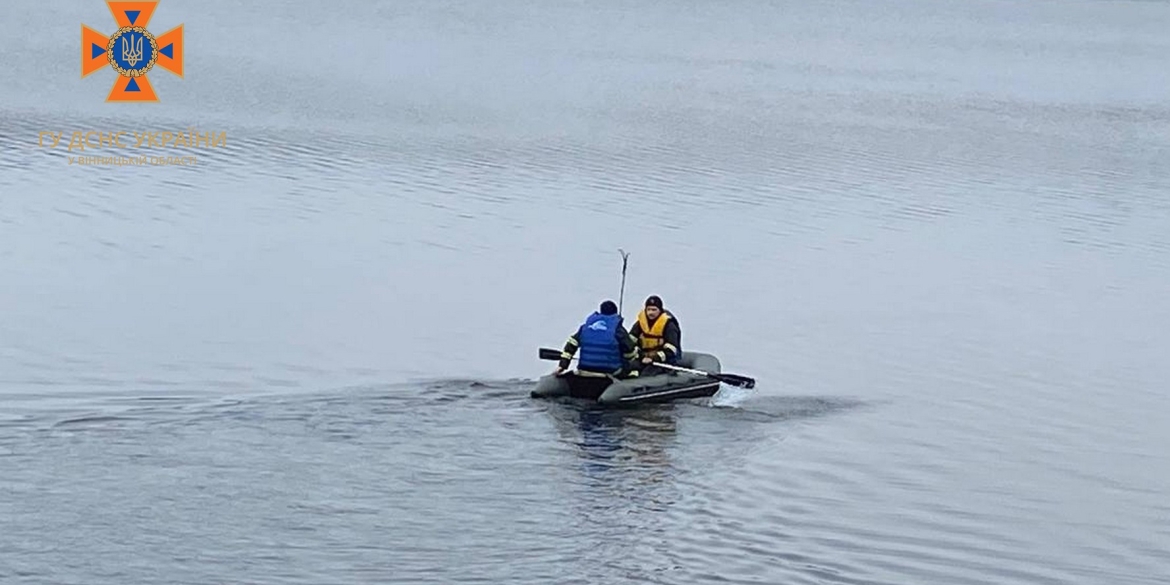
[121,33,144,67]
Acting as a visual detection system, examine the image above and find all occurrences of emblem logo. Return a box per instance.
[81,1,183,102]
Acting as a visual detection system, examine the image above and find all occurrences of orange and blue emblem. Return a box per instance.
[81,1,183,102]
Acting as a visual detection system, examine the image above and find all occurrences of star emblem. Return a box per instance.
[82,1,183,102]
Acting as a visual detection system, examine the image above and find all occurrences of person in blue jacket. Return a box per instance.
[554,300,640,378]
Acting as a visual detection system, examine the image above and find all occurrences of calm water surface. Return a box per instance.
[2,1,1169,583]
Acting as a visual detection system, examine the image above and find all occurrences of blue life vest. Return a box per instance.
[577,312,623,372]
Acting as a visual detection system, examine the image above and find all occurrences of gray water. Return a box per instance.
[3,0,1170,583]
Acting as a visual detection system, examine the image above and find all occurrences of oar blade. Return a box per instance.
[714,373,755,389]
[538,347,563,361]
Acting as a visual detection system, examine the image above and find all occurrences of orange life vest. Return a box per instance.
[636,310,671,352]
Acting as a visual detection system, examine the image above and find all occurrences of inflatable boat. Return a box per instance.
[530,351,728,406]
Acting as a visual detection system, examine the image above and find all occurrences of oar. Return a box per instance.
[537,347,756,389]
[539,347,569,361]
[648,361,756,389]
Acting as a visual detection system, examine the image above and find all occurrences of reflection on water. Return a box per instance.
[555,404,678,489]
[542,402,682,581]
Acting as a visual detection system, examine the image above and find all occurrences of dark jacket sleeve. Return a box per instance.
[628,319,643,340]
[617,321,638,362]
[558,326,582,369]
[627,320,643,356]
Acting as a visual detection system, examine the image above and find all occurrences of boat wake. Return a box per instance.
[708,383,755,408]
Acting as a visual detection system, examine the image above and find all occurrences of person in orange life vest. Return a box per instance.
[554,300,640,378]
[628,295,682,369]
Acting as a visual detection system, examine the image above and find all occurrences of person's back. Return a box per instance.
[577,311,623,372]
[555,300,639,377]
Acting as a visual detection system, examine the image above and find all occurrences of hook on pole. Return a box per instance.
[618,249,630,315]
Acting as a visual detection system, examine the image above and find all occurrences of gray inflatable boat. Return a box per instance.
[530,351,725,406]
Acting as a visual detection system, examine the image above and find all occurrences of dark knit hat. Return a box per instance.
[644,295,663,309]
[599,300,619,315]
